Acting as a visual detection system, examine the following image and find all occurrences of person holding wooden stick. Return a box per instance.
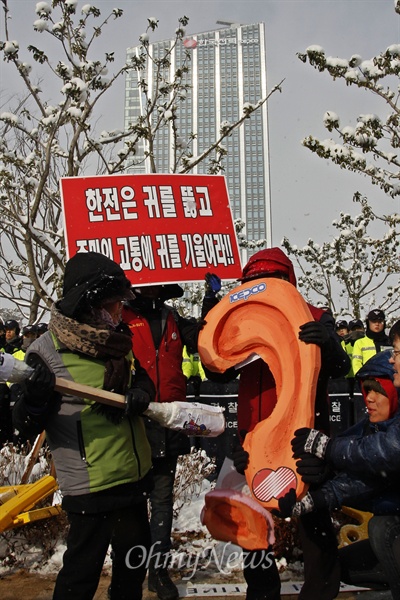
[13,251,155,600]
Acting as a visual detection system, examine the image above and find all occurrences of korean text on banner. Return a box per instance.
[60,173,242,285]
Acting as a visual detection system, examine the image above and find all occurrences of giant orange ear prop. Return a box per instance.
[200,488,275,550]
[198,278,321,511]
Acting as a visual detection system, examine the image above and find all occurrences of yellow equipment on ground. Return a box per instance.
[338,505,373,548]
[0,474,61,533]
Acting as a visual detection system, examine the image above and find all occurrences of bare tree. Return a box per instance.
[282,200,400,323]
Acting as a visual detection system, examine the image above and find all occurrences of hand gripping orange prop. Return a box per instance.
[198,278,321,511]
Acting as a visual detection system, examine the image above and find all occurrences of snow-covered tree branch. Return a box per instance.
[0,1,280,322]
[296,25,400,199]
[282,200,400,322]
[282,4,400,319]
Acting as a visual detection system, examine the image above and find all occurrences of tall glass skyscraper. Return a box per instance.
[125,23,272,247]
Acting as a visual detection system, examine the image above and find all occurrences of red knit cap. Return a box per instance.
[362,377,399,418]
[240,248,297,286]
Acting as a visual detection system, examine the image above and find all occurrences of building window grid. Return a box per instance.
[125,24,269,242]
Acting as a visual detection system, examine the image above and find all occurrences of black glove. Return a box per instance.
[197,318,207,330]
[22,363,55,409]
[298,321,329,347]
[125,388,151,416]
[295,453,331,485]
[272,488,297,519]
[272,489,316,519]
[232,444,249,475]
[205,273,221,298]
[292,427,332,460]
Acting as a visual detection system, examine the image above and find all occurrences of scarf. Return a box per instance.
[49,305,132,422]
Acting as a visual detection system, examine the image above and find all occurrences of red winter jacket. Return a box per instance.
[237,303,327,435]
[122,305,186,404]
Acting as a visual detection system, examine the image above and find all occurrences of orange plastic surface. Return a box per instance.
[198,278,321,510]
[201,488,274,550]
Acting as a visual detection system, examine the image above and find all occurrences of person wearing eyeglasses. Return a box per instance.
[391,328,400,389]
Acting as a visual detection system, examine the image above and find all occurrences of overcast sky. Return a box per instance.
[1,0,399,249]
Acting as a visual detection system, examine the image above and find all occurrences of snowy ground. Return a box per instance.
[0,448,304,584]
[171,474,304,585]
[0,447,385,598]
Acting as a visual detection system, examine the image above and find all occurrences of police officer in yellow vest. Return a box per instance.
[182,346,205,381]
[352,309,391,375]
[1,320,24,361]
[0,320,25,444]
[340,319,366,424]
[342,319,365,380]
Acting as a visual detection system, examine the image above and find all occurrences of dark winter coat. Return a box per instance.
[0,337,25,444]
[318,412,400,514]
[318,350,400,514]
[329,350,400,477]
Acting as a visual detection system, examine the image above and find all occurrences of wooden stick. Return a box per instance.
[54,377,125,408]
[20,431,47,485]
[53,378,225,437]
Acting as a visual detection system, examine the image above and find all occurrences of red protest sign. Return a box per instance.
[60,173,242,286]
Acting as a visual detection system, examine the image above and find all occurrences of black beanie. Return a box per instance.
[58,252,133,319]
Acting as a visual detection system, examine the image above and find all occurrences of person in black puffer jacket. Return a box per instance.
[352,308,391,376]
